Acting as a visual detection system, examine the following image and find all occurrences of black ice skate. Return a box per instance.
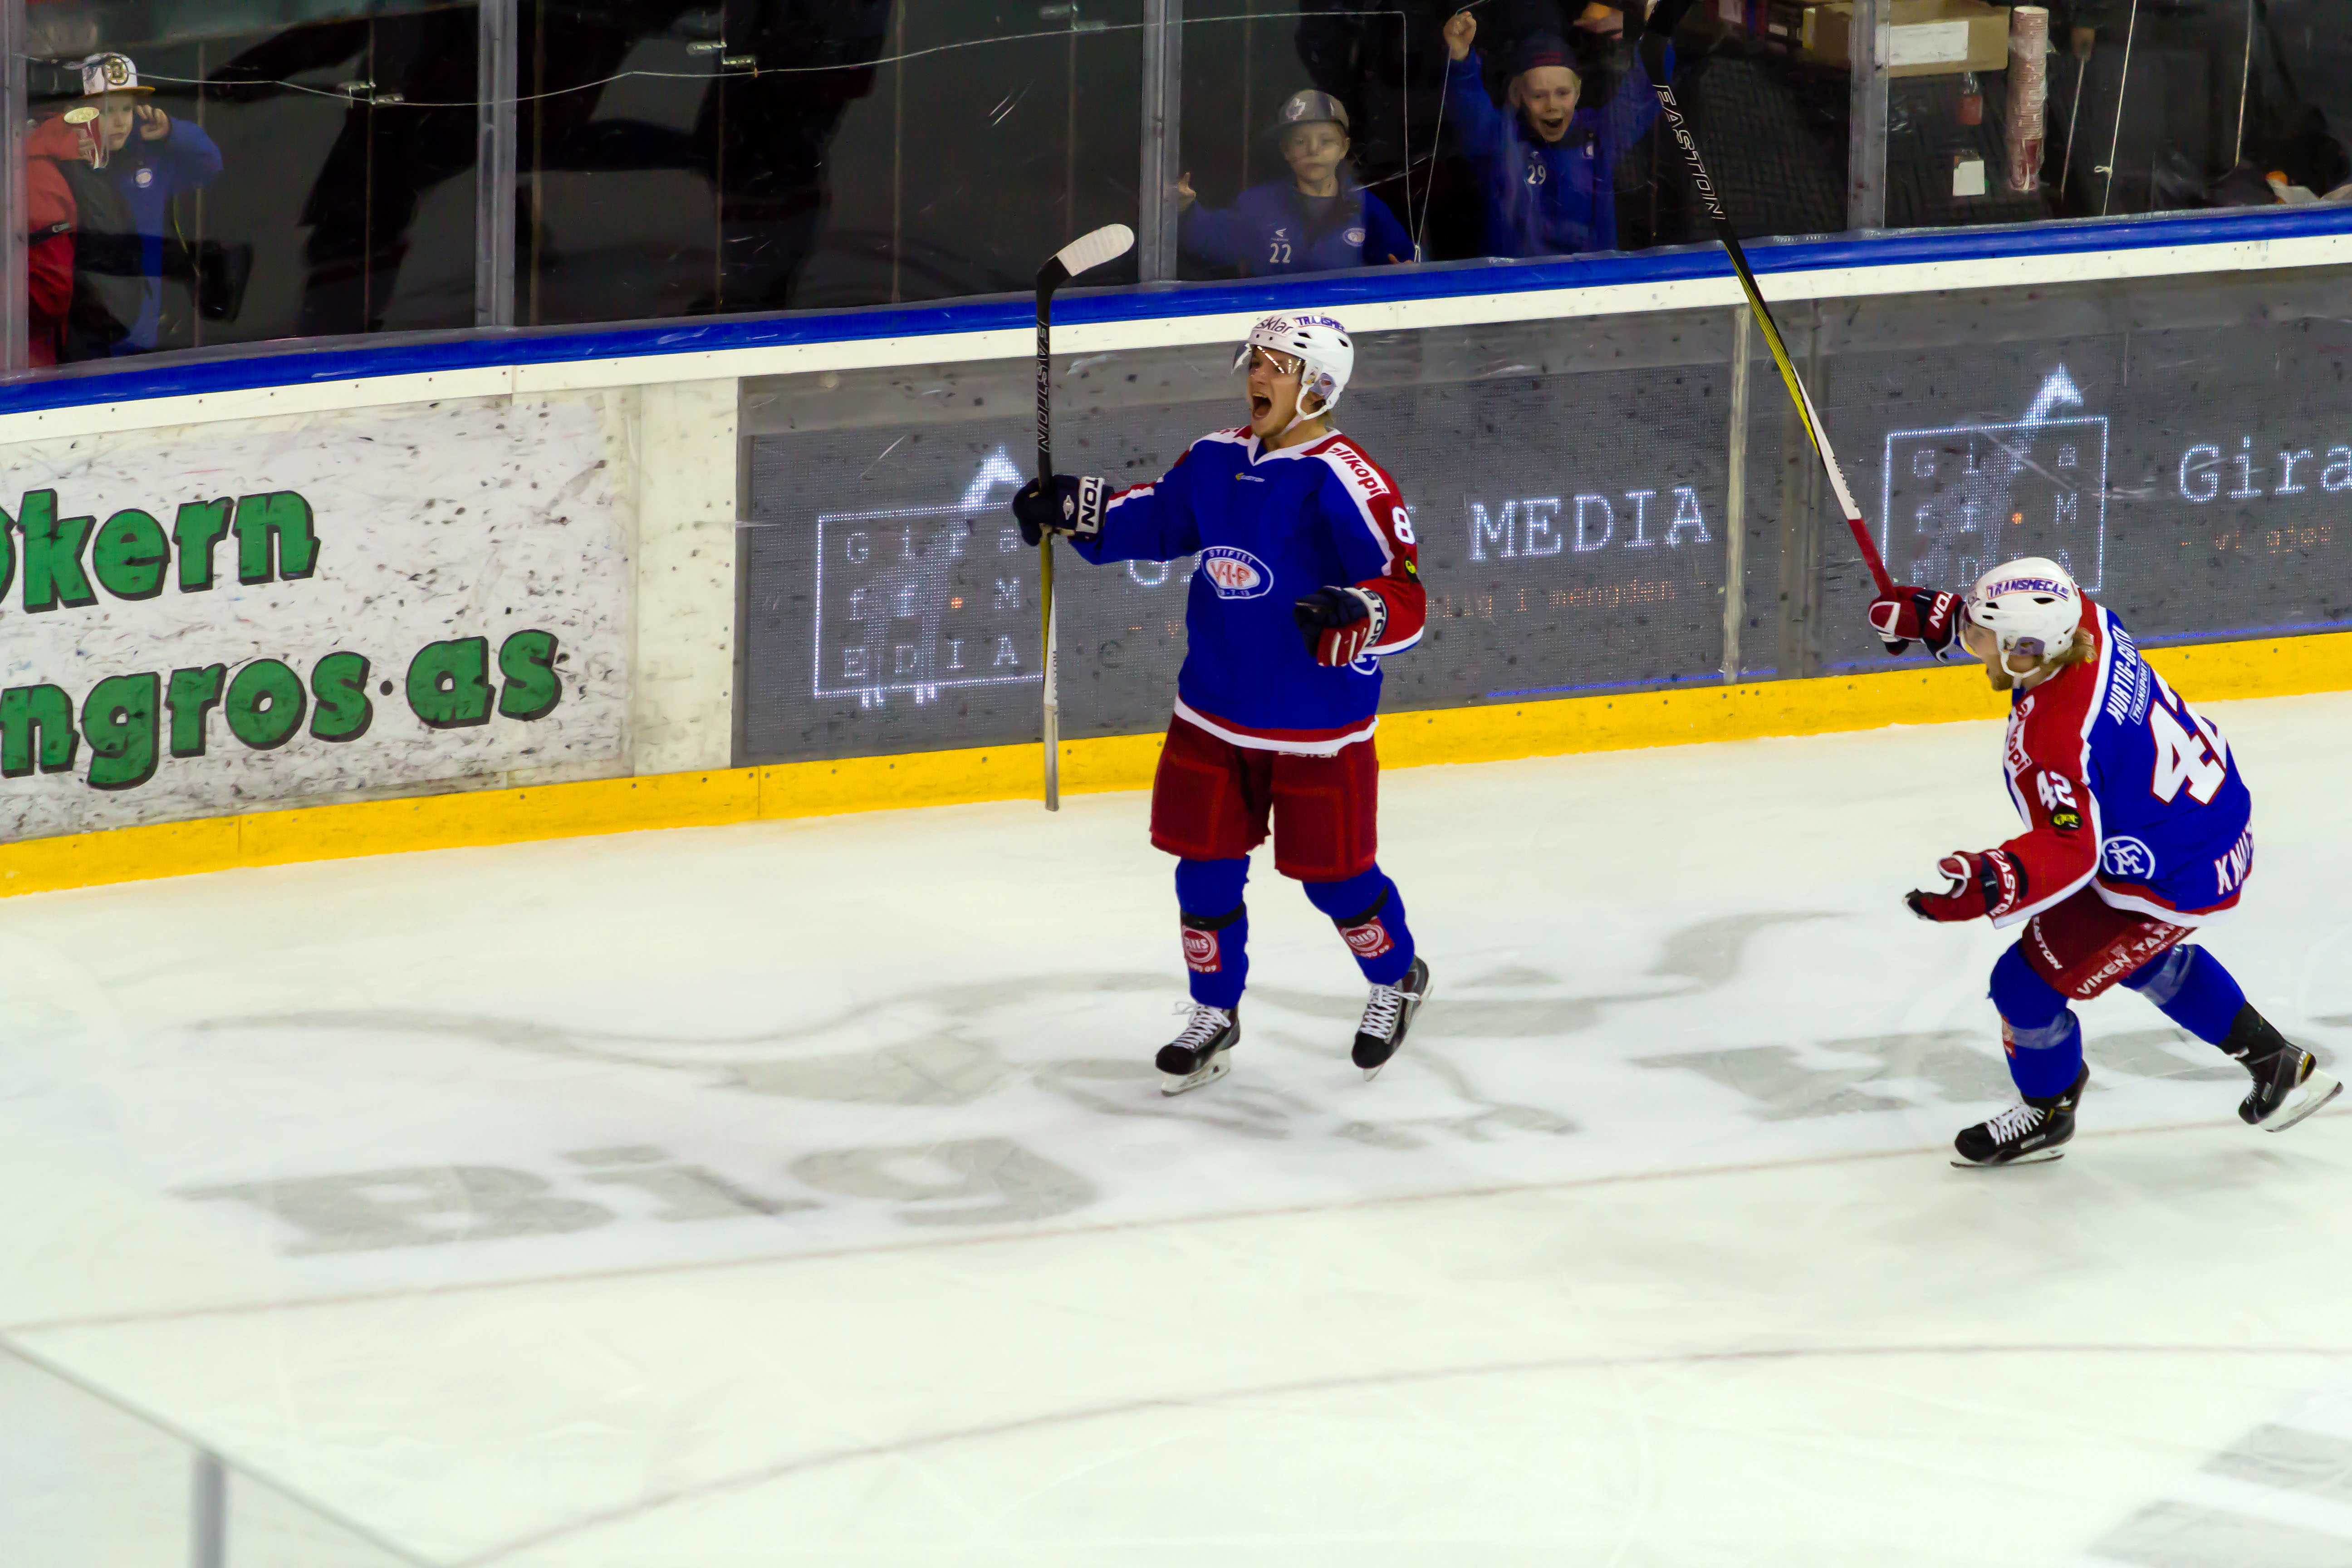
[1157,1004,1238,1096]
[1953,1063,2087,1167]
[2220,1006,2342,1132]
[1352,957,1431,1080]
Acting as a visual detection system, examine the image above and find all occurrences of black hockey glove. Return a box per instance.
[1293,586,1386,667]
[1012,474,1108,546]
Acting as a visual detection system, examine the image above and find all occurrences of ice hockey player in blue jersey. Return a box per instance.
[1872,556,2339,1165]
[1013,312,1431,1094]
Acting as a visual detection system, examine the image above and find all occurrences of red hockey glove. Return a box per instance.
[1906,850,2028,923]
[1868,586,1964,660]
[1012,475,1107,546]
[1293,586,1386,667]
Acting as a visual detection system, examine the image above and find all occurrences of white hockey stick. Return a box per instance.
[1033,222,1135,812]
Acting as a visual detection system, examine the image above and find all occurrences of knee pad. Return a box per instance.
[1301,865,1388,924]
[2119,943,2246,1046]
[1991,944,2068,1031]
[2122,944,2195,1004]
[1174,856,1249,918]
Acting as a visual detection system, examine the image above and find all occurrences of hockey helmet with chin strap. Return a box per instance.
[1966,556,2083,665]
[1232,312,1354,435]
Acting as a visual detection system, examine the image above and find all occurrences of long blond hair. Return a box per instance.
[1984,627,2095,691]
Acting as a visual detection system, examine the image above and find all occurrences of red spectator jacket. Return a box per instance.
[25,114,95,367]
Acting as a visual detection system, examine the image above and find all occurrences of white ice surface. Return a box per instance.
[4,695,2352,1567]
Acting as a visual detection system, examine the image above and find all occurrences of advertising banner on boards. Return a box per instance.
[0,395,634,842]
[741,270,2352,766]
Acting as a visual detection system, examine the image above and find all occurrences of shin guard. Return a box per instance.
[1993,944,2085,1101]
[1176,858,1250,1009]
[1302,865,1416,987]
[2122,945,2248,1046]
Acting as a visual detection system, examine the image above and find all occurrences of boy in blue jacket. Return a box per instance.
[59,53,223,357]
[1442,13,1660,258]
[1177,91,1414,276]
[1015,313,1432,1093]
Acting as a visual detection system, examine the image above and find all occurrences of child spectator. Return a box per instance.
[53,52,222,359]
[1442,11,1664,258]
[1176,90,1415,276]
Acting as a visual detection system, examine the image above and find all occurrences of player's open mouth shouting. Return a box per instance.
[1241,343,1304,439]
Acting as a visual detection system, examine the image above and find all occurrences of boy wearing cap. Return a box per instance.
[1441,10,1663,258]
[53,52,222,358]
[1175,90,1414,275]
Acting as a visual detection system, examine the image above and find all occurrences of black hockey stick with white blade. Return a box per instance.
[1034,222,1135,811]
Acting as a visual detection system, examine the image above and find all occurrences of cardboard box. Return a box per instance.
[1765,0,2014,77]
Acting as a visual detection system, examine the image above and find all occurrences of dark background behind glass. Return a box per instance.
[517,0,1142,324]
[26,0,480,350]
[19,0,2352,356]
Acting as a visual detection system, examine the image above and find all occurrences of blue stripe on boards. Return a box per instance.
[5,204,2349,420]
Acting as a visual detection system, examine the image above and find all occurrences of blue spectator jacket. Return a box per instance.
[1447,48,1665,258]
[96,119,225,353]
[1179,179,1415,276]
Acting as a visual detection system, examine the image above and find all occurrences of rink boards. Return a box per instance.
[3,627,2347,900]
[5,209,2352,901]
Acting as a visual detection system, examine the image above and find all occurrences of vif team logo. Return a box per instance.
[2101,836,2158,880]
[1199,546,1274,600]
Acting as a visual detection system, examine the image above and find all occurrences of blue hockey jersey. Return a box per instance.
[1179,180,1415,276]
[1447,47,1667,259]
[1992,599,2253,929]
[1068,427,1425,754]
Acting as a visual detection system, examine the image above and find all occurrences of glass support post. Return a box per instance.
[1138,0,1182,280]
[476,0,518,327]
[1847,0,1890,230]
[3,0,29,372]
[1721,309,1752,682]
[190,1450,228,1568]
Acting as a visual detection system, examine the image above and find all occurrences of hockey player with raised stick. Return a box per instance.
[1013,313,1430,1094]
[1875,558,2339,1166]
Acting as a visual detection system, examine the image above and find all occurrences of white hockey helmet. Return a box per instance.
[1232,312,1354,433]
[1966,556,2083,664]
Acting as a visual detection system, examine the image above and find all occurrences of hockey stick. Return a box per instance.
[1637,5,1896,598]
[1033,222,1136,811]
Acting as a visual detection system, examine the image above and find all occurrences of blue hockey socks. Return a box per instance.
[2122,945,2247,1045]
[1991,945,2085,1100]
[1302,865,1417,987]
[1176,857,1249,1009]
